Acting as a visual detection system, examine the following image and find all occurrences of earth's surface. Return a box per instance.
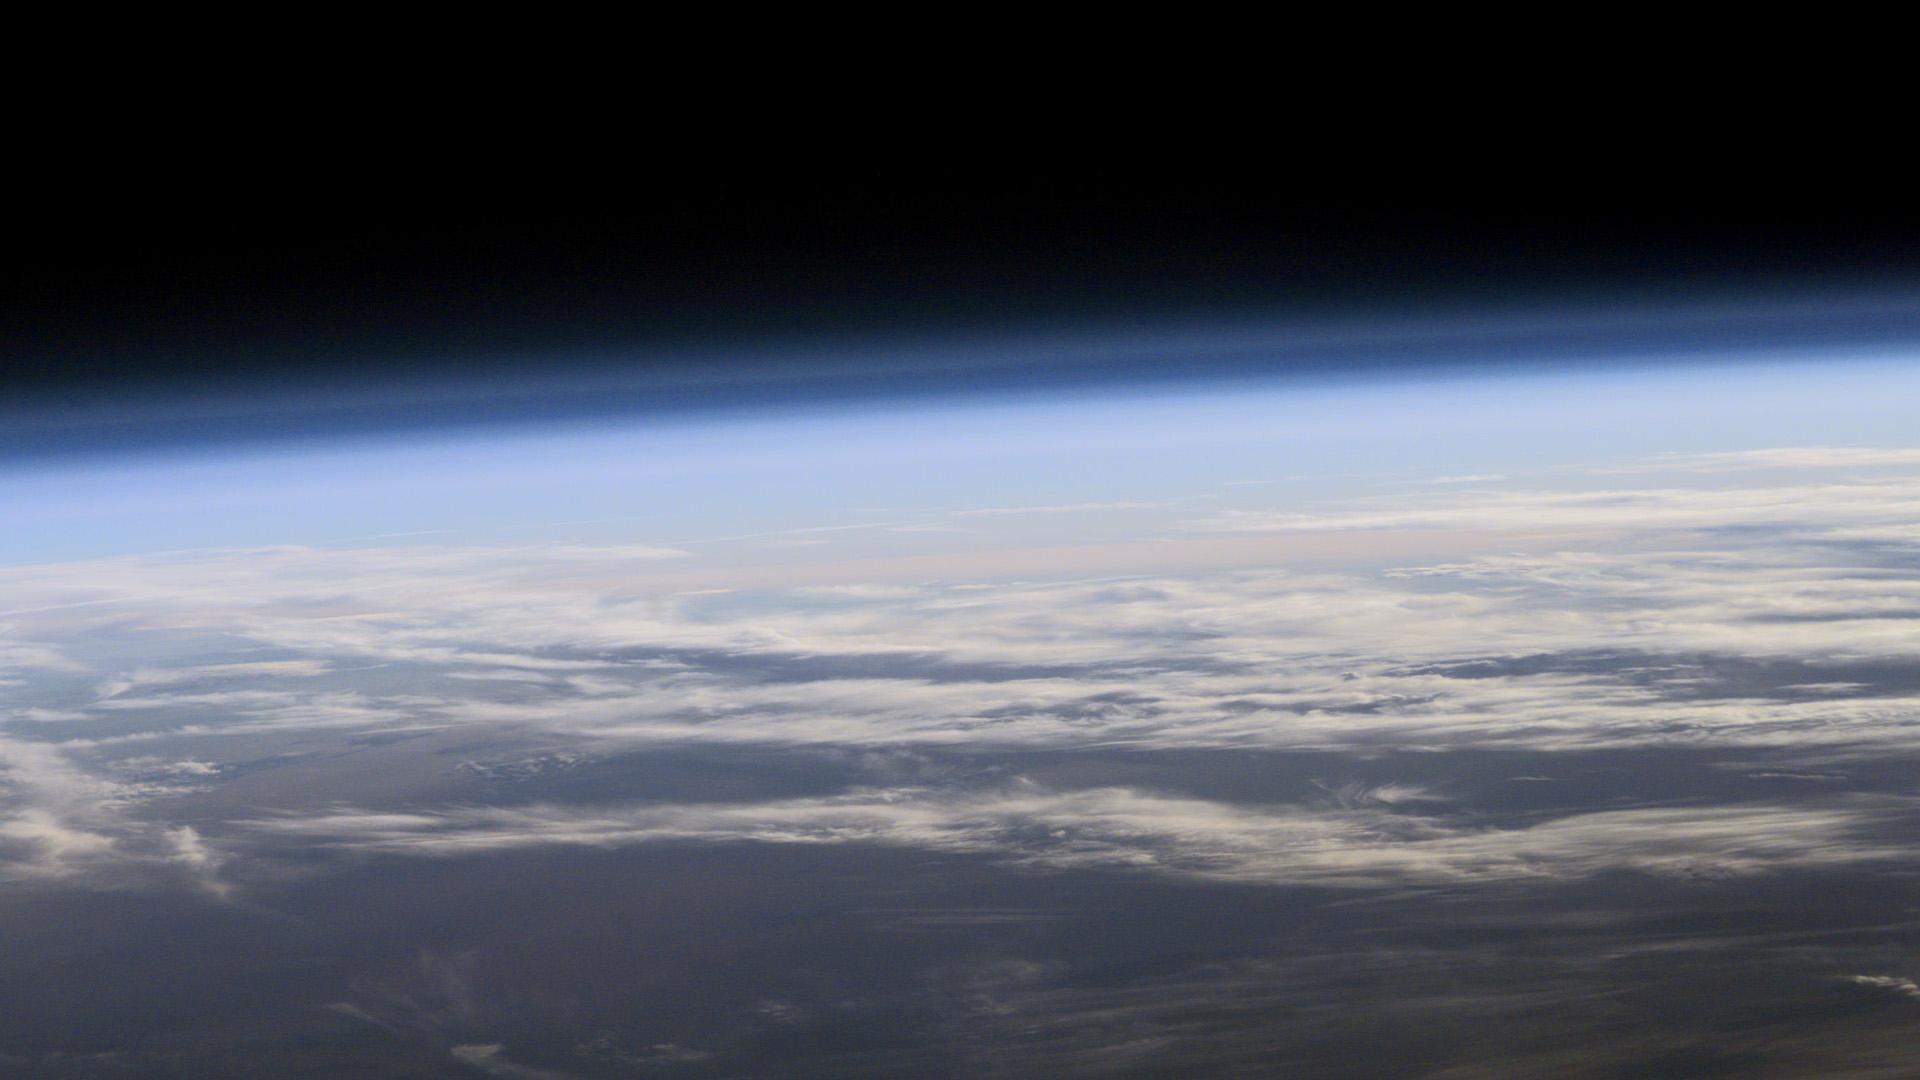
[7,327,1920,1077]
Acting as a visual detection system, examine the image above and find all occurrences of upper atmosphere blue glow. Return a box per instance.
[3,347,1918,567]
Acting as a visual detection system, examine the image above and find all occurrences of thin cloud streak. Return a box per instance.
[244,786,1917,888]
[948,503,1159,517]
[1592,447,1920,473]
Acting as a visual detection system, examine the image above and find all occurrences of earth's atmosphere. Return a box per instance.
[8,338,1920,1076]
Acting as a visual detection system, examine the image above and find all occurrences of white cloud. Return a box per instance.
[0,731,231,890]
[245,785,1911,888]
[94,660,331,700]
[1182,478,1920,537]
[448,1044,579,1079]
[1596,447,1920,473]
[1846,975,1920,998]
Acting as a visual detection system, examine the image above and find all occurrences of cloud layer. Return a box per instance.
[7,448,1920,891]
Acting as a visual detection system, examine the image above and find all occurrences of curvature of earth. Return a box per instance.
[7,337,1920,1077]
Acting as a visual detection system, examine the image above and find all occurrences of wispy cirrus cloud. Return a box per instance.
[245,785,1916,888]
[1844,975,1920,999]
[448,1044,580,1080]
[1592,447,1920,473]
[1182,477,1920,537]
[948,503,1159,517]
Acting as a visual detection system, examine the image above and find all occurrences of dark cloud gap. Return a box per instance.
[135,738,1920,835]
[445,744,889,809]
[960,746,1908,817]
[539,644,1259,685]
[8,841,1920,1077]
[1746,611,1920,624]
[1400,650,1920,703]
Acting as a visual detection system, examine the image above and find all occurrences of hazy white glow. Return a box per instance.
[2,350,1918,563]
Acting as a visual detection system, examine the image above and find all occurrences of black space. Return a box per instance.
[8,152,1920,454]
